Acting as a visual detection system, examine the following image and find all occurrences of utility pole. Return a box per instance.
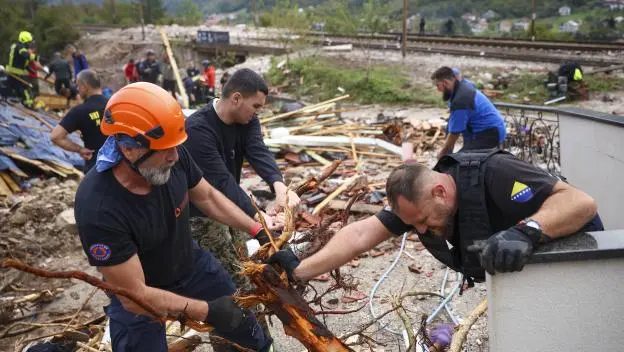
[402,0,407,58]
[531,0,536,41]
[252,0,257,26]
[138,1,145,41]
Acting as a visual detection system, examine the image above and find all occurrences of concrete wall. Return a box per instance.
[559,114,624,229]
[487,257,624,351]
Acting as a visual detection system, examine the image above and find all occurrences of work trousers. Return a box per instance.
[8,75,32,106]
[105,244,271,352]
[461,127,502,151]
[54,78,72,96]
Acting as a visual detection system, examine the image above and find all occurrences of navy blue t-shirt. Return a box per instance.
[74,146,203,288]
[59,95,108,170]
[447,81,506,144]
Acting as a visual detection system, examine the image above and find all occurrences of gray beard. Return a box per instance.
[139,166,172,186]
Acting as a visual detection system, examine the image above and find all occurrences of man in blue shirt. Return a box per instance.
[452,67,477,89]
[66,45,89,78]
[432,66,506,159]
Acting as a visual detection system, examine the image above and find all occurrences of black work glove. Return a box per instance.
[255,228,273,246]
[268,248,301,281]
[467,224,546,275]
[205,296,247,333]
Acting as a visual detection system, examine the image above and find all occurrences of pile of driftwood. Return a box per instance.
[259,95,447,170]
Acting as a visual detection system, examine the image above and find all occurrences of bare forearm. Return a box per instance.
[532,183,597,238]
[144,287,208,321]
[117,285,208,321]
[52,136,83,153]
[294,217,392,280]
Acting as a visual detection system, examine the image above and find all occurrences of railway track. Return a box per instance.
[73,24,623,66]
[305,31,624,52]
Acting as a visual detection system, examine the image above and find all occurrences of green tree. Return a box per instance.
[262,0,311,60]
[0,1,28,64]
[175,0,203,25]
[31,5,81,57]
[141,0,165,24]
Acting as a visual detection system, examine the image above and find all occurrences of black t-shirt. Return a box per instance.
[184,101,283,217]
[59,95,108,169]
[376,154,598,243]
[74,146,203,288]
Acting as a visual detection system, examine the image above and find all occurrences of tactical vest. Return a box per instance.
[418,148,510,283]
[6,43,31,76]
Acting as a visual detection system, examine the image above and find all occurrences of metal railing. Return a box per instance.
[495,103,624,175]
[496,102,561,173]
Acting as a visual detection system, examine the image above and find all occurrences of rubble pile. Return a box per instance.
[0,178,79,262]
[259,95,447,170]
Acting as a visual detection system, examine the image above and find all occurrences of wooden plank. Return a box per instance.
[327,200,383,214]
[46,160,84,178]
[0,177,12,197]
[0,148,66,177]
[0,172,20,193]
[8,101,55,130]
[260,95,350,124]
[288,117,339,133]
[305,150,331,166]
[312,174,361,215]
[35,95,80,111]
[159,27,189,109]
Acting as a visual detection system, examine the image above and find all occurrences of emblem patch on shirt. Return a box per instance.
[510,181,534,203]
[89,244,111,261]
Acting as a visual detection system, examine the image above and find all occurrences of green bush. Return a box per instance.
[267,56,443,106]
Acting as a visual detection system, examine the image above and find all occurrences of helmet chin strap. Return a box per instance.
[121,149,155,175]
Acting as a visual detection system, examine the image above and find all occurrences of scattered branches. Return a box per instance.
[0,259,213,333]
[294,160,342,196]
[449,299,488,352]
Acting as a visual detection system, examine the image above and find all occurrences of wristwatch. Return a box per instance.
[519,218,551,244]
[522,218,541,231]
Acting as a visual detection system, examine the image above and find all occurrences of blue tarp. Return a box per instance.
[0,102,84,172]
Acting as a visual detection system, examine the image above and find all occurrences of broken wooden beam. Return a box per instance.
[327,200,383,214]
[159,27,189,109]
[260,95,350,124]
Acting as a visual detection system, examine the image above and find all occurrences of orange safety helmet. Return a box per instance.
[101,82,187,150]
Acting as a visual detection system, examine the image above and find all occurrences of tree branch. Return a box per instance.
[449,299,488,352]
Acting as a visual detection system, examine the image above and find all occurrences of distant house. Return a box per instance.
[602,0,624,10]
[560,20,580,33]
[559,6,571,16]
[513,20,531,31]
[461,13,477,22]
[499,20,513,33]
[483,10,499,20]
[471,19,489,33]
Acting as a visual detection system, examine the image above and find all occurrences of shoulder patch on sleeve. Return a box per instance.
[89,244,112,261]
[510,181,534,203]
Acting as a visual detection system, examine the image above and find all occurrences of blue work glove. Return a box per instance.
[205,296,247,332]
[268,248,300,281]
[467,224,546,275]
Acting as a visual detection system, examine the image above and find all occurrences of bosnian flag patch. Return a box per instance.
[510,181,534,203]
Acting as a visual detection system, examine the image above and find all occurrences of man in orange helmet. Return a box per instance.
[73,82,273,351]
